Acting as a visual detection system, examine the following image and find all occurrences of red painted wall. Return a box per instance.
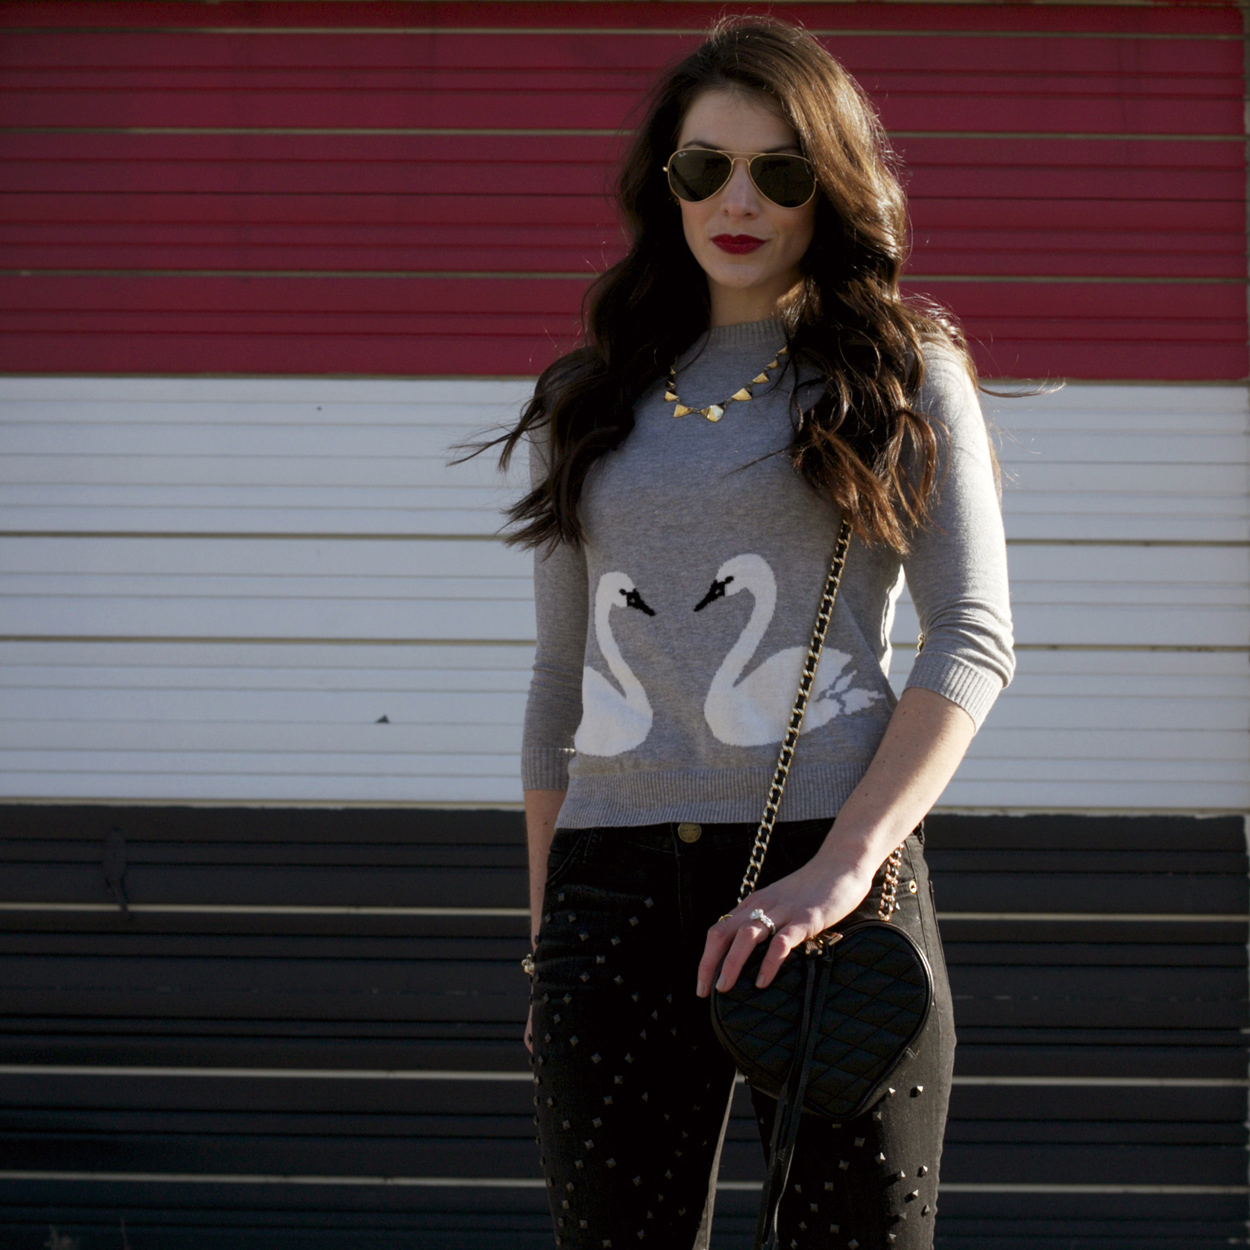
[1,1,1245,379]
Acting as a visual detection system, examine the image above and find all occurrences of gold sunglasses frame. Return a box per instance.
[663,147,817,209]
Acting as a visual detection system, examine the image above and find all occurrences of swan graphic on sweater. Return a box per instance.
[573,572,657,757]
[693,553,884,747]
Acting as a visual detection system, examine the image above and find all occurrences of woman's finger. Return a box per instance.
[754,924,807,988]
[523,1003,534,1054]
[695,912,740,997]
[713,919,778,994]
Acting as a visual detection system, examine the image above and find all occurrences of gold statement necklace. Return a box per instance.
[666,345,788,423]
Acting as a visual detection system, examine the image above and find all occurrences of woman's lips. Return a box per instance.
[712,234,766,254]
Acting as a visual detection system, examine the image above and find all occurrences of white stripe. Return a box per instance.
[0,1066,1240,1088]
[0,903,1241,923]
[0,1172,1239,1195]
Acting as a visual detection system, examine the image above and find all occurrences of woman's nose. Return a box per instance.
[719,159,761,214]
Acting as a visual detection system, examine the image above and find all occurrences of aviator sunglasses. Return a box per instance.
[664,147,817,210]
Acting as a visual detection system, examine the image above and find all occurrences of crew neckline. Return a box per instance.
[702,317,786,351]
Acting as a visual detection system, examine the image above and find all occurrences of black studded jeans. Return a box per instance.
[530,819,956,1250]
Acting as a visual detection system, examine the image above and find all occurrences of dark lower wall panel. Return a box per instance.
[0,1191,1245,1250]
[0,806,1245,1248]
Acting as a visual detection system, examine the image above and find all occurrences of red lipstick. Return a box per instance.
[712,235,766,254]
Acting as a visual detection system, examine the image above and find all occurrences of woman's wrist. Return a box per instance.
[813,821,899,890]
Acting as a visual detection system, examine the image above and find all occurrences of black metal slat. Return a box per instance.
[0,806,1245,1248]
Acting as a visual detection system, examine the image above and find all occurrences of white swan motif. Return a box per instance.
[573,572,657,757]
[694,553,884,747]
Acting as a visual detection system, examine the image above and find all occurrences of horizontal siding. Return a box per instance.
[0,538,1246,645]
[3,276,1244,379]
[0,6,1245,1248]
[4,133,1243,281]
[1,378,1245,540]
[3,1,1243,35]
[0,646,1245,810]
[0,807,1245,1248]
[1,377,1246,810]
[0,2,1243,380]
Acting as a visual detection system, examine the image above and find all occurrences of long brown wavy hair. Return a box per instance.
[493,17,977,555]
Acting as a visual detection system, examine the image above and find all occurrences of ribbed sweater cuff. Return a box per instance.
[904,652,1004,731]
[521,747,573,792]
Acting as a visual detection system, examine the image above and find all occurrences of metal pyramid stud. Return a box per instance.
[673,404,693,418]
[704,405,724,422]
[752,373,770,384]
[664,390,678,402]
[730,388,752,402]
[765,359,779,370]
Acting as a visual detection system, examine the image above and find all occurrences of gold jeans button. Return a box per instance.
[677,822,702,843]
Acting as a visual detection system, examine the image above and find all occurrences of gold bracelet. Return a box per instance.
[521,953,536,976]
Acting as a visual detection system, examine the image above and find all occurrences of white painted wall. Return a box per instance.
[1,378,1245,810]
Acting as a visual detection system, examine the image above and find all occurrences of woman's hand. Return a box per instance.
[523,789,564,1055]
[695,850,876,997]
[694,687,976,999]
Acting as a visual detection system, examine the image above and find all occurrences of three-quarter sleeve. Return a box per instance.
[902,348,1016,730]
[520,434,588,790]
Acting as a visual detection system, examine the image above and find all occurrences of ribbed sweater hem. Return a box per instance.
[553,761,869,829]
[905,651,1004,731]
[521,747,574,791]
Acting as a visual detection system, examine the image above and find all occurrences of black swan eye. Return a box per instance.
[620,587,656,616]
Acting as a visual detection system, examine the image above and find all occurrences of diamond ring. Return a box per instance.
[748,907,777,936]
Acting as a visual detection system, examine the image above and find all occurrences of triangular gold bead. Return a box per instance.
[664,391,678,402]
[673,404,693,418]
[752,373,770,385]
[765,359,779,370]
[704,405,724,422]
[730,388,752,402]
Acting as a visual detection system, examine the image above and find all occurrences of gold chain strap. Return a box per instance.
[736,518,902,924]
[877,845,903,922]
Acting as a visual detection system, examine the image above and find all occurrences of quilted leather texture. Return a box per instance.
[710,921,933,1121]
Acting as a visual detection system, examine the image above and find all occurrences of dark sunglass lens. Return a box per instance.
[668,150,732,202]
[751,155,815,208]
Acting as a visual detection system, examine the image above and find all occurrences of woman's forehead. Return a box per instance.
[677,88,799,152]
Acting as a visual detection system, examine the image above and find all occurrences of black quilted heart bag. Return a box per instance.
[708,520,935,1250]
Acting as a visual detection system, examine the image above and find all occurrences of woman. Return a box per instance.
[498,18,1013,1249]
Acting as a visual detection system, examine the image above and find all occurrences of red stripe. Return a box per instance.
[10,274,1242,319]
[0,192,616,230]
[6,88,1238,136]
[1,2,1242,380]
[4,329,1240,380]
[2,151,1239,203]
[8,31,1240,75]
[6,131,1245,169]
[1,3,1241,37]
[912,198,1243,231]
[6,133,1243,172]
[3,190,1240,234]
[3,231,1243,281]
[2,275,1244,380]
[2,251,1241,284]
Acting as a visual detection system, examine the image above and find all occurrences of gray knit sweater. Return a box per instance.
[521,317,1014,829]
